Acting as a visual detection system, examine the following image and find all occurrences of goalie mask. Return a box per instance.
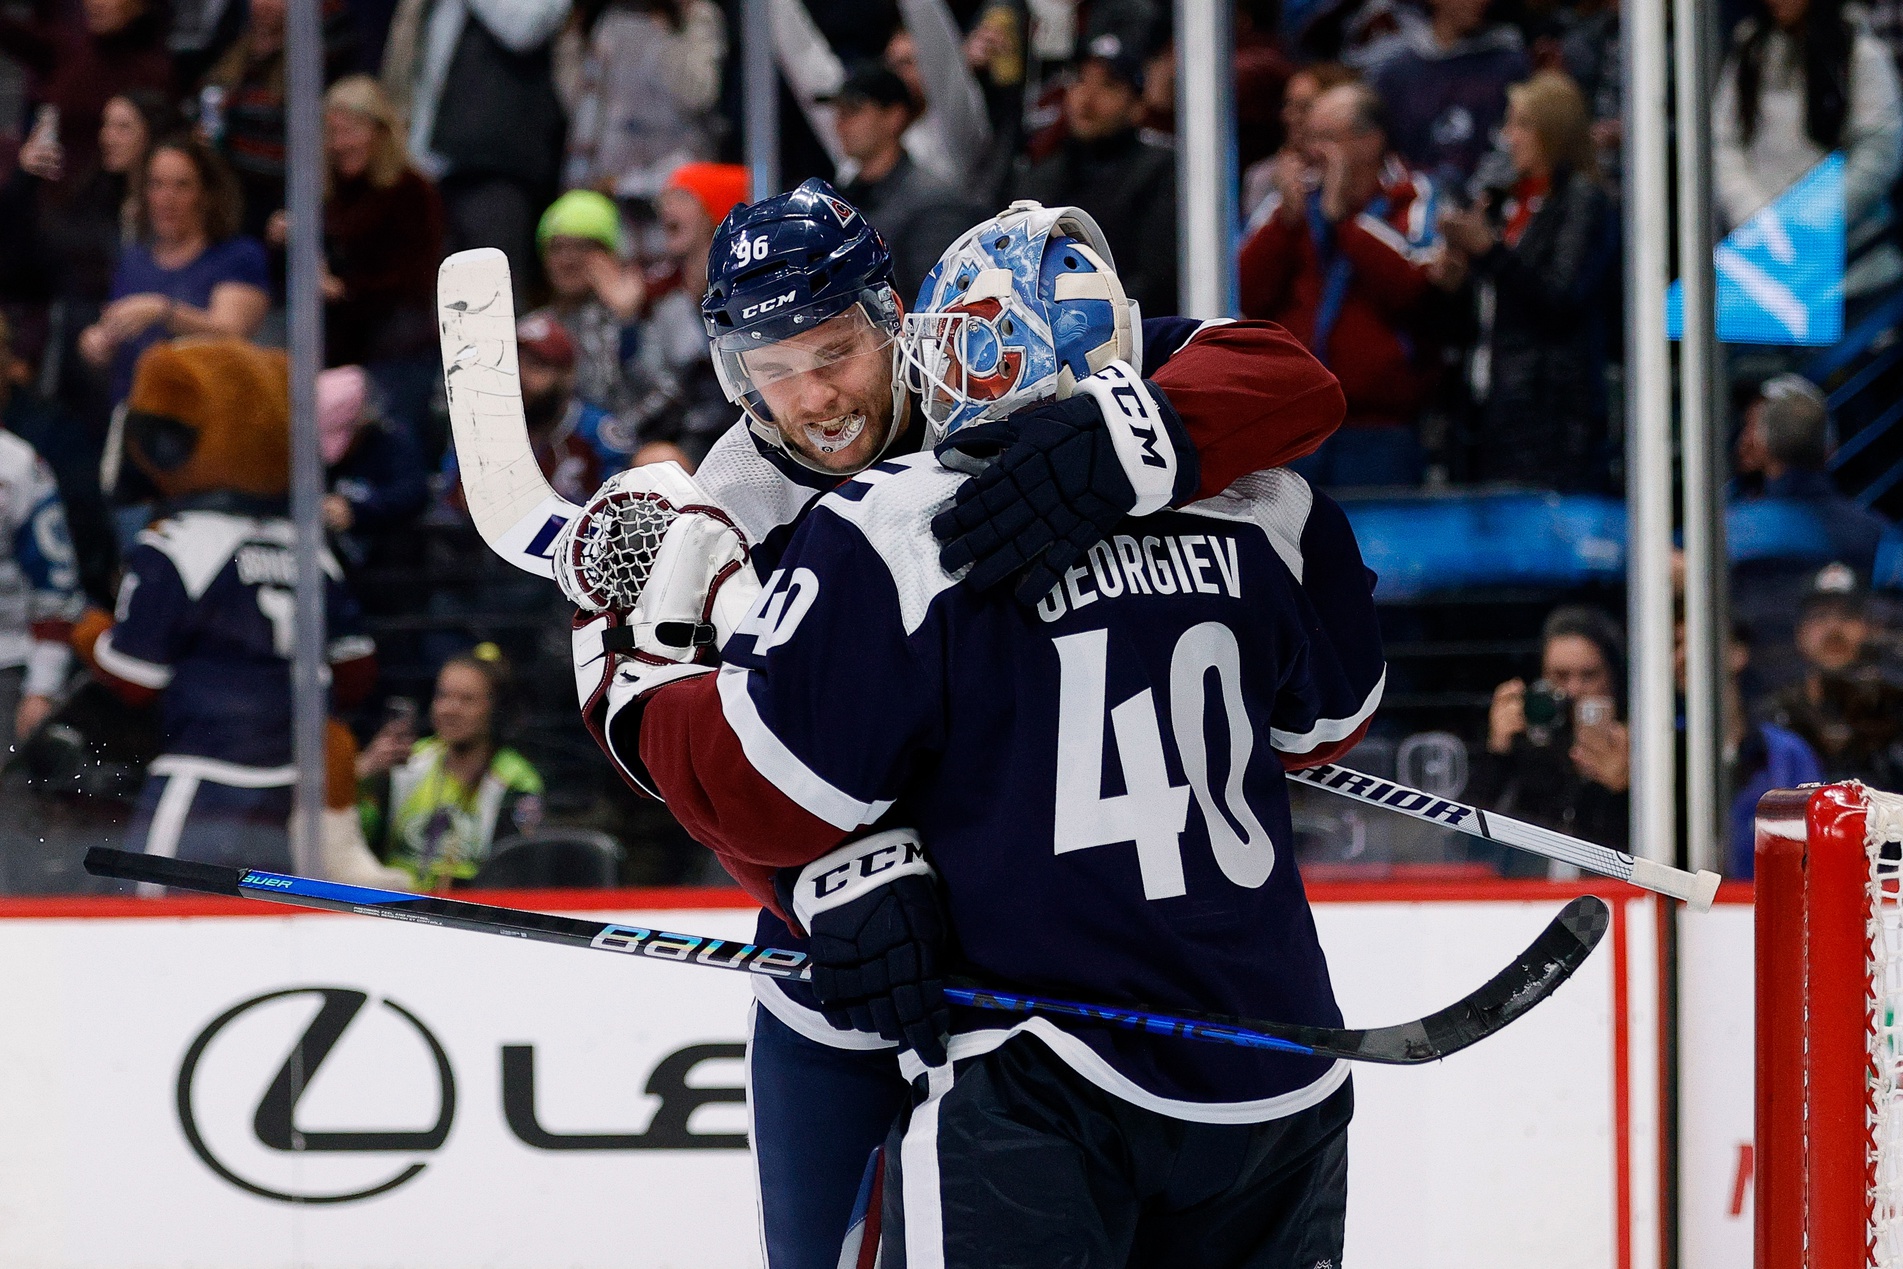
[901,200,1138,446]
[702,178,907,474]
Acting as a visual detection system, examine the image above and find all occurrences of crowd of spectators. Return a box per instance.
[0,0,1896,891]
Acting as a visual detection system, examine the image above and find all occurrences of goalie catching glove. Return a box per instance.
[569,471,761,777]
[777,829,951,1066]
[931,361,1201,605]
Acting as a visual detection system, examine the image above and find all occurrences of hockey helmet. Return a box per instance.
[901,200,1137,445]
[702,178,907,473]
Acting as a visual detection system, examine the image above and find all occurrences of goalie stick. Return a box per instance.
[438,247,580,579]
[1291,763,1723,911]
[85,847,1606,1066]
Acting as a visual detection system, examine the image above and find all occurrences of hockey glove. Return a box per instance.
[931,361,1200,606]
[779,830,951,1066]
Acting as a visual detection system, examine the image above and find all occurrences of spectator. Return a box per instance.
[1369,0,1531,191]
[556,0,727,199]
[78,136,271,408]
[1713,0,1903,307]
[355,644,546,890]
[1,89,176,488]
[774,0,992,191]
[198,0,357,242]
[1689,619,1825,878]
[1237,81,1440,486]
[1765,563,1903,788]
[1234,0,1295,176]
[1467,605,1631,868]
[444,315,617,509]
[530,189,648,423]
[0,399,81,747]
[0,0,172,183]
[318,365,428,568]
[297,75,443,440]
[1011,29,1178,317]
[1242,61,1356,220]
[1733,374,1892,569]
[1437,71,1619,490]
[638,161,749,463]
[827,63,987,302]
[381,0,568,298]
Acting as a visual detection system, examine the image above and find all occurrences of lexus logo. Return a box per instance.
[179,986,747,1206]
[177,987,455,1205]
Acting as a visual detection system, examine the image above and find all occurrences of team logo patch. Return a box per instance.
[823,195,858,226]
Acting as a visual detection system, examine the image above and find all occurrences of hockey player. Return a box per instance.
[0,425,82,746]
[74,340,375,870]
[560,182,1363,1266]
[571,195,1383,1264]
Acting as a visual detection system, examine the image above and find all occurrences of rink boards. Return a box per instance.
[0,882,1752,1269]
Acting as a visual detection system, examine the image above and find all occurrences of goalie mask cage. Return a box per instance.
[1756,782,1903,1268]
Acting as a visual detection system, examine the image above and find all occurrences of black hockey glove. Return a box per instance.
[932,361,1200,606]
[777,829,951,1067]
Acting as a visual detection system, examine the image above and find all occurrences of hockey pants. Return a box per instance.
[879,1034,1352,1269]
[748,1003,911,1269]
[126,767,294,872]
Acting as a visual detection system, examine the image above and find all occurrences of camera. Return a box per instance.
[1523,680,1568,742]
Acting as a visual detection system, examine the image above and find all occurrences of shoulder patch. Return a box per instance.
[816,453,967,635]
[1180,469,1314,583]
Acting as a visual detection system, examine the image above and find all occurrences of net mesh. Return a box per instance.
[574,492,678,610]
[1868,786,1903,1266]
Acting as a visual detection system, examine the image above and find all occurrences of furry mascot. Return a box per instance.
[73,339,393,878]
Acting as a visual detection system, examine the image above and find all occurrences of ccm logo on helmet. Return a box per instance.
[741,291,797,319]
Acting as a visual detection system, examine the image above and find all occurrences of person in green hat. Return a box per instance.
[530,190,652,431]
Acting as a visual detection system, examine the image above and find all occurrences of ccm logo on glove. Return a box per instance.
[791,829,932,928]
[1077,362,1178,515]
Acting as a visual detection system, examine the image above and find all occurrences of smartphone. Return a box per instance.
[31,104,57,146]
[383,696,418,734]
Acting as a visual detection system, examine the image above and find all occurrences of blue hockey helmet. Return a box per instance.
[901,200,1138,445]
[702,178,907,472]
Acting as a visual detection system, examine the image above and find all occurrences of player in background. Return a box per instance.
[561,183,1358,1267]
[571,196,1383,1266]
[0,423,82,746]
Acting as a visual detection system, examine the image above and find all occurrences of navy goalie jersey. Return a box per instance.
[639,452,1386,1115]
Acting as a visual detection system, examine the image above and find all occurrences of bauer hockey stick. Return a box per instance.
[1290,763,1723,911]
[438,247,581,578]
[85,847,1606,1066]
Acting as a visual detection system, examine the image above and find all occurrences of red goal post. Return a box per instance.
[1756,782,1903,1268]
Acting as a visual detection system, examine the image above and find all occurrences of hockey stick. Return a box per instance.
[437,247,580,578]
[84,847,1605,1066]
[1291,763,1722,911]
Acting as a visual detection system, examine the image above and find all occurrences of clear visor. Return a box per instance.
[720,301,896,395]
[900,309,1014,431]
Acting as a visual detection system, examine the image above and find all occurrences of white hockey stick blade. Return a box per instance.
[1290,763,1723,911]
[438,248,579,578]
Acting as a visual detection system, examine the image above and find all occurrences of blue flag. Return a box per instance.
[1668,152,1845,346]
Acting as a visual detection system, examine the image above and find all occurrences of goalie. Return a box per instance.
[560,185,1374,1268]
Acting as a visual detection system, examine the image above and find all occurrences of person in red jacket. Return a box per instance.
[1239,80,1446,489]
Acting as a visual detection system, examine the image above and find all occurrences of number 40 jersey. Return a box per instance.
[634,450,1386,1119]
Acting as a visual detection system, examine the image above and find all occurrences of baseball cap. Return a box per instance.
[821,63,914,110]
[516,313,576,370]
[537,189,623,255]
[1800,561,1868,618]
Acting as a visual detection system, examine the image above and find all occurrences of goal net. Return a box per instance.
[1756,782,1903,1268]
